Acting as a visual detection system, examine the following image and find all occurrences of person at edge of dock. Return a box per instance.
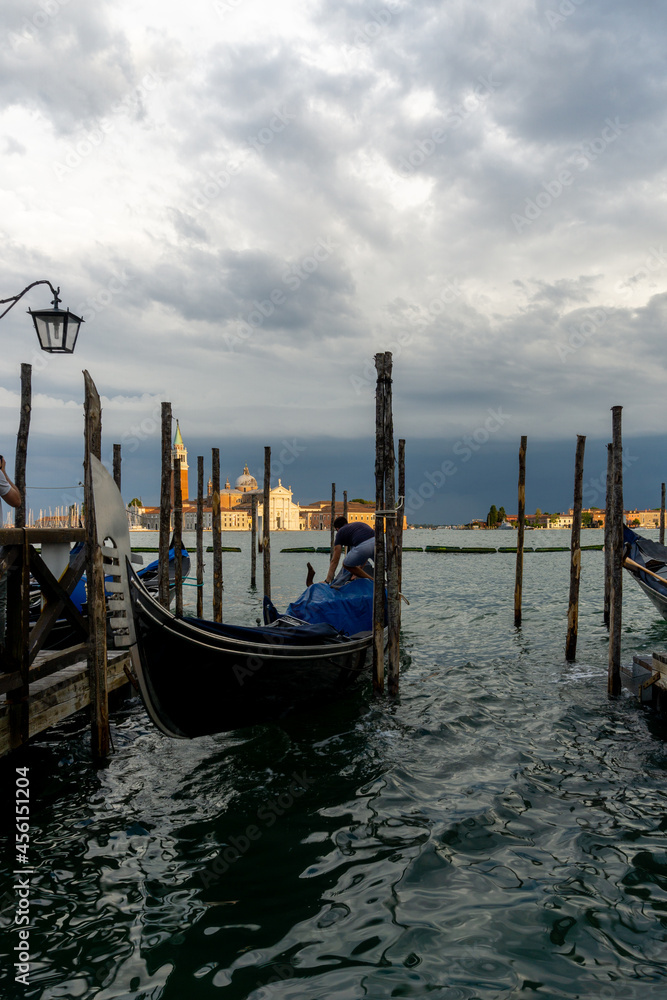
[324,516,375,588]
[0,454,22,658]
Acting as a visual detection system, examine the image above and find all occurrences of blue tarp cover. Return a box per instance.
[286,579,374,635]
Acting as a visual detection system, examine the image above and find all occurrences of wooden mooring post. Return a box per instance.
[565,435,586,661]
[251,494,258,588]
[383,356,401,696]
[373,352,388,694]
[608,406,623,695]
[197,456,204,619]
[330,483,336,555]
[514,436,527,627]
[83,371,110,759]
[14,363,31,529]
[173,457,183,617]
[113,444,121,491]
[603,443,613,627]
[1,369,134,758]
[212,447,222,622]
[343,490,348,523]
[263,447,271,602]
[397,438,405,596]
[661,483,665,547]
[158,403,172,609]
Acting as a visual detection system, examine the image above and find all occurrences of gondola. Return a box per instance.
[623,525,667,620]
[90,456,376,739]
[127,563,373,738]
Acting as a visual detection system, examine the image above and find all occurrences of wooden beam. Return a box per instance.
[0,527,85,546]
[0,651,131,757]
[27,545,88,661]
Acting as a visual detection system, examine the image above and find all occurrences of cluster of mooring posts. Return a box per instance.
[7,370,664,759]
[0,368,131,759]
[511,405,666,707]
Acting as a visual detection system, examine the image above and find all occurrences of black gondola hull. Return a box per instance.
[129,567,373,738]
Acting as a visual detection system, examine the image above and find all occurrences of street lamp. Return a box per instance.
[0,279,83,353]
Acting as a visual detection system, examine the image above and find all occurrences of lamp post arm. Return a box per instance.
[0,280,60,321]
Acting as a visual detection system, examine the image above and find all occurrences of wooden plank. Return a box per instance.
[0,528,86,545]
[0,653,131,757]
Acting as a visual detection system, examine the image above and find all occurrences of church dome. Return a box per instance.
[235,464,258,492]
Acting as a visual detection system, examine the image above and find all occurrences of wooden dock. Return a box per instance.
[0,646,132,757]
[624,651,667,712]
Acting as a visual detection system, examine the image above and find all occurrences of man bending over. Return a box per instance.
[325,516,375,587]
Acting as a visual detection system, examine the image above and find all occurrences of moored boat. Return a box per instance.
[622,525,667,620]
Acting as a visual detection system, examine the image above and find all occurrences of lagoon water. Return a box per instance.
[2,528,667,999]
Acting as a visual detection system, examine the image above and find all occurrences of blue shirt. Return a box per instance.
[334,522,374,548]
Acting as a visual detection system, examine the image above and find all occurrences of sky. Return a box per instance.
[1,0,667,524]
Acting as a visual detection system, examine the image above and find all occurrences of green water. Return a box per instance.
[2,529,667,999]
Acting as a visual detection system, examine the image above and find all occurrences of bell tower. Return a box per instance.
[172,420,189,502]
